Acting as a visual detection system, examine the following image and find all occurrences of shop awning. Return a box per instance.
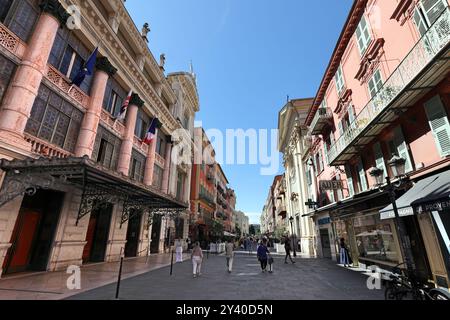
[411,170,450,213]
[0,156,188,226]
[380,170,450,220]
[224,231,237,237]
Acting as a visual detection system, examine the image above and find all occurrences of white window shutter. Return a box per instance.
[373,142,387,178]
[393,126,413,173]
[345,165,354,197]
[424,95,450,157]
[348,105,356,127]
[358,158,368,192]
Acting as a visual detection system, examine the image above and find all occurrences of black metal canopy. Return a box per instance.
[0,156,188,227]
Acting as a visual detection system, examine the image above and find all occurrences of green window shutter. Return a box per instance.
[424,95,450,157]
[323,143,329,166]
[373,142,387,179]
[345,165,354,197]
[348,105,356,127]
[358,158,368,192]
[393,126,413,173]
[338,121,344,137]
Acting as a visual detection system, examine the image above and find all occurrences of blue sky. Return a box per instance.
[126,0,352,224]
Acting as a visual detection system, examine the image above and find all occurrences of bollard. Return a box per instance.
[170,250,174,276]
[115,249,125,300]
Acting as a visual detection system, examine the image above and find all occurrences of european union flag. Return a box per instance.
[71,47,98,87]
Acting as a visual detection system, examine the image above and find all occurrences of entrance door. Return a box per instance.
[2,190,64,275]
[405,216,432,282]
[83,203,113,264]
[150,215,162,254]
[3,210,41,274]
[125,212,142,258]
[320,228,332,259]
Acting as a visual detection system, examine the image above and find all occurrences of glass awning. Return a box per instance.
[0,156,188,227]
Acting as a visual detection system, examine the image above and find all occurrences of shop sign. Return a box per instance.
[318,217,331,226]
[319,180,344,191]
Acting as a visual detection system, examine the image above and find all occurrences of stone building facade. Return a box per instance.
[0,0,197,278]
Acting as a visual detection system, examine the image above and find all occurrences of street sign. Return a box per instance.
[319,180,344,191]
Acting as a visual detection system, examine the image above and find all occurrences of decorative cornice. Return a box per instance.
[39,0,70,26]
[391,0,417,26]
[129,93,145,108]
[96,57,117,77]
[355,38,385,83]
[335,89,353,116]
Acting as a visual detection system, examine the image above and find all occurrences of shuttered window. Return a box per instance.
[0,0,13,22]
[368,70,383,99]
[135,109,151,139]
[357,157,368,192]
[373,142,387,180]
[393,126,414,173]
[0,55,15,104]
[345,165,355,197]
[130,149,146,183]
[92,125,122,170]
[152,165,164,189]
[48,27,93,94]
[356,16,371,56]
[25,85,84,153]
[335,64,345,95]
[424,95,450,157]
[4,0,38,42]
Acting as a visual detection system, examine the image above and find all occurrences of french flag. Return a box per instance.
[143,118,160,145]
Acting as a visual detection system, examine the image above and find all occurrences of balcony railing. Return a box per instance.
[310,108,333,135]
[45,65,90,109]
[327,7,450,165]
[24,133,72,159]
[0,22,21,56]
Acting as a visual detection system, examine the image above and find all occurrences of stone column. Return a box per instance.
[161,139,173,193]
[75,57,117,158]
[117,93,144,176]
[143,128,158,186]
[0,0,69,148]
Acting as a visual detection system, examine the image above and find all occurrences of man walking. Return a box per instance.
[225,240,235,273]
[284,237,296,264]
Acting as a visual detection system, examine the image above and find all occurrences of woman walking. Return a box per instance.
[191,242,204,278]
[257,240,270,273]
[339,238,351,267]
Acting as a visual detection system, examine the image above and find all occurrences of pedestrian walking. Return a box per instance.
[339,238,351,267]
[284,237,295,264]
[191,242,204,278]
[257,240,270,273]
[267,252,274,274]
[175,239,183,263]
[225,240,235,273]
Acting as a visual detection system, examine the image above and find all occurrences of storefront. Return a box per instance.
[311,212,335,260]
[379,169,450,288]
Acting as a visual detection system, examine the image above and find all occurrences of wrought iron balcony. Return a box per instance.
[327,7,450,165]
[310,108,333,135]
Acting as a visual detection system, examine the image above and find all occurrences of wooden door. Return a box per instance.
[3,210,41,274]
[82,215,97,263]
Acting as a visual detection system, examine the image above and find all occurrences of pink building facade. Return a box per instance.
[305,0,450,289]
[0,0,196,278]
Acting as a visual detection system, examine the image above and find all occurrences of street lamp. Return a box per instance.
[289,216,297,257]
[369,156,415,277]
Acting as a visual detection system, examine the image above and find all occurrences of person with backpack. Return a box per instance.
[284,236,296,264]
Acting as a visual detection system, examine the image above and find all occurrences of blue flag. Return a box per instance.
[71,47,98,87]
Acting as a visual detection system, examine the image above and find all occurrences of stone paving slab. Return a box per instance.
[0,253,188,300]
[69,254,385,300]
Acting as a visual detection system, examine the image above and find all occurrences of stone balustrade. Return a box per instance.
[24,133,72,159]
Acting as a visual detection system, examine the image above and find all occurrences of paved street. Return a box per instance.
[69,253,384,300]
